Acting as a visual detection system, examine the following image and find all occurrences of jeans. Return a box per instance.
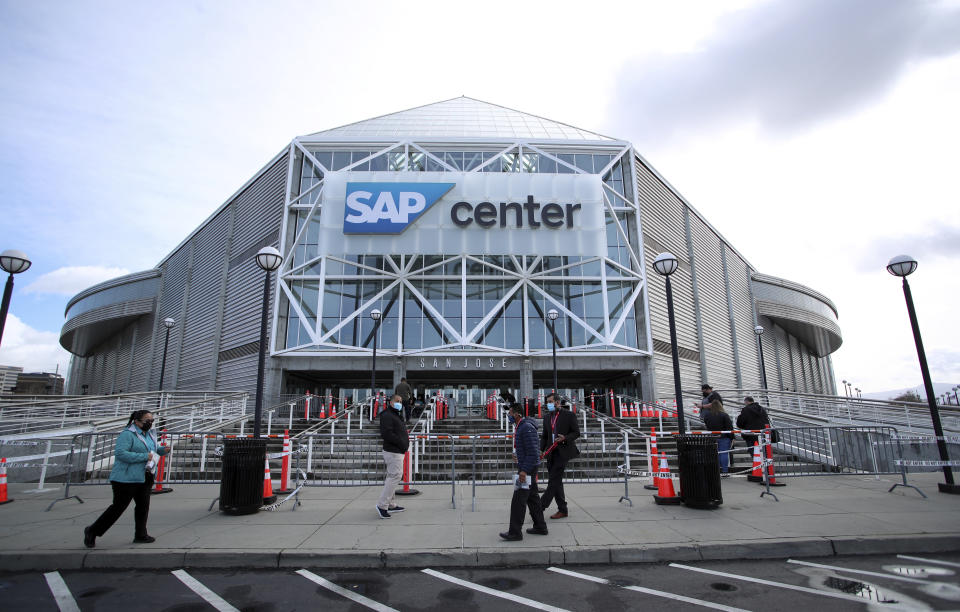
[717,437,732,473]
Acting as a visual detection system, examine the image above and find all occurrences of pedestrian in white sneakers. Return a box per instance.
[376,394,409,519]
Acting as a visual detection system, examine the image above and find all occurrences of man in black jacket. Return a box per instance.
[736,396,771,449]
[539,393,580,519]
[376,394,409,519]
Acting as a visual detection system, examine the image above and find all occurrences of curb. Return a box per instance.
[3,534,959,571]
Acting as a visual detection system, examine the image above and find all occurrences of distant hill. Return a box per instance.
[861,383,959,403]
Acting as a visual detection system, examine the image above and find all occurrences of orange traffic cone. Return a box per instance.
[748,441,764,482]
[263,458,277,504]
[653,452,682,505]
[763,427,786,487]
[0,458,13,505]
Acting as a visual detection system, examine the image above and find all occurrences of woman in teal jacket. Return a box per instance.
[83,409,169,547]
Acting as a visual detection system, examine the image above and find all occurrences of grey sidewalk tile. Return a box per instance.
[830,534,960,556]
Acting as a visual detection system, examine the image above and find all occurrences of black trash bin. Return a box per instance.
[219,439,266,515]
[676,434,723,509]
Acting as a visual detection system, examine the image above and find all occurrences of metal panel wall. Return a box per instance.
[773,323,797,391]
[728,250,762,389]
[153,246,190,389]
[687,213,737,388]
[175,209,231,390]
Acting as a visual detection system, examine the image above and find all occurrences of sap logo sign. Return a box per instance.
[343,182,455,234]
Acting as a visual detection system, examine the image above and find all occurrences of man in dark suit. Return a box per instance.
[539,393,580,519]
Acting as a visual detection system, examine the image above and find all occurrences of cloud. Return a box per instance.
[609,0,960,141]
[855,225,960,273]
[23,266,130,297]
[0,313,71,375]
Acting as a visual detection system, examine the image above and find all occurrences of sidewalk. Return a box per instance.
[1,473,958,571]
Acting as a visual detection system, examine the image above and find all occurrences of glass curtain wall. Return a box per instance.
[276,144,648,356]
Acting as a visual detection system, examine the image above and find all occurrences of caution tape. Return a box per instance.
[0,461,69,468]
[894,459,960,467]
[0,440,49,447]
[261,470,306,512]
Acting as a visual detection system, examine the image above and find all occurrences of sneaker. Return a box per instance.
[721,473,731,478]
[83,526,96,548]
[133,535,155,543]
[387,505,405,513]
[376,506,391,519]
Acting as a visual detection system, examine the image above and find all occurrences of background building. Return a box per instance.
[0,365,24,393]
[60,98,840,405]
[12,372,65,395]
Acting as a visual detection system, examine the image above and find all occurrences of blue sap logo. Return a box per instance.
[343,182,455,234]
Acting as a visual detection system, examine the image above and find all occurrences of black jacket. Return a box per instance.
[379,407,409,453]
[736,402,770,431]
[541,408,580,462]
[703,410,734,439]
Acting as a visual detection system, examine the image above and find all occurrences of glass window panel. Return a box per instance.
[521,152,538,173]
[444,258,462,275]
[425,156,445,172]
[339,319,356,346]
[286,313,301,347]
[505,318,523,349]
[369,154,388,171]
[504,289,522,317]
[466,317,483,340]
[379,316,398,349]
[403,302,423,350]
[466,258,485,275]
[465,281,483,317]
[388,151,406,171]
[593,154,613,172]
[331,151,351,170]
[556,154,575,174]
[569,322,586,347]
[321,316,337,337]
[421,314,443,348]
[587,318,605,343]
[484,316,506,348]
[409,151,425,171]
[311,151,333,170]
[574,154,594,173]
[537,155,557,174]
[443,281,462,319]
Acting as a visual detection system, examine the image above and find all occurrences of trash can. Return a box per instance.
[676,434,723,509]
[219,439,266,515]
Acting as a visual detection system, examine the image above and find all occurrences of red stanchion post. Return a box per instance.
[276,429,292,494]
[152,429,173,495]
[304,390,311,420]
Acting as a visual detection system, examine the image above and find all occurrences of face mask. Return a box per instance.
[140,420,153,432]
[508,415,516,424]
[547,402,556,412]
[393,402,403,411]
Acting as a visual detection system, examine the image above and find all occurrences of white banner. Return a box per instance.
[316,171,607,257]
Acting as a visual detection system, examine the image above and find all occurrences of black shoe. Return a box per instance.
[387,505,405,513]
[526,527,549,535]
[376,506,391,519]
[83,526,96,548]
[499,531,522,541]
[133,535,155,543]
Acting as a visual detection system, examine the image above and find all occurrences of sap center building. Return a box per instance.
[60,98,842,407]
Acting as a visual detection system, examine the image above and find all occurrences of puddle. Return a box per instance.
[919,582,960,602]
[480,576,523,590]
[825,576,899,604]
[882,565,955,578]
[710,582,738,592]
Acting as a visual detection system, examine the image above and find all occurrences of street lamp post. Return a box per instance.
[887,254,958,494]
[754,325,768,390]
[547,308,559,393]
[157,317,176,404]
[253,247,283,439]
[0,249,32,348]
[953,386,959,406]
[369,309,382,405]
[652,252,685,432]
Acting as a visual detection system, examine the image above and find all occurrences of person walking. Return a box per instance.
[702,399,734,476]
[500,403,547,540]
[83,410,169,547]
[693,383,722,412]
[376,394,409,519]
[394,377,414,422]
[539,393,580,519]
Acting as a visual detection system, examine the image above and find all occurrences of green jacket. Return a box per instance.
[108,425,170,483]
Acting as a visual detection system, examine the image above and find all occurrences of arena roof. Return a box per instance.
[300,96,617,142]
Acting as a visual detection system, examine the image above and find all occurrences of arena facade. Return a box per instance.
[60,98,842,406]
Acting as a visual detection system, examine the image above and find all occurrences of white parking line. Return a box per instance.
[786,559,930,584]
[548,566,750,612]
[43,571,80,612]
[296,569,399,612]
[423,568,571,611]
[171,569,241,612]
[669,563,872,605]
[897,554,960,569]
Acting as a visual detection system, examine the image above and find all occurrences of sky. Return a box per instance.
[0,0,958,396]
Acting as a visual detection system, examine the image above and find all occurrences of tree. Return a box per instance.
[892,390,922,403]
